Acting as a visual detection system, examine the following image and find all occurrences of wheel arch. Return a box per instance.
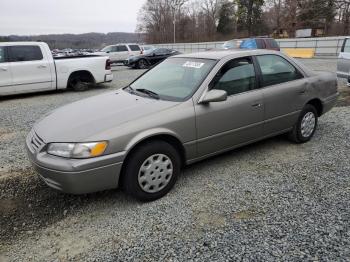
[306,98,323,116]
[119,131,186,184]
[67,70,95,88]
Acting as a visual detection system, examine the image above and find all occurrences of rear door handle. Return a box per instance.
[0,67,8,71]
[299,87,307,94]
[38,65,47,69]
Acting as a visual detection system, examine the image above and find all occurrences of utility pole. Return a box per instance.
[171,0,186,44]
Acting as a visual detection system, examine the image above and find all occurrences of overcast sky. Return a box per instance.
[0,0,146,36]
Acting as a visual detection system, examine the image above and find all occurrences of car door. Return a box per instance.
[194,56,264,157]
[103,46,117,62]
[0,46,15,95]
[128,44,141,56]
[8,45,53,93]
[116,45,129,61]
[255,54,306,135]
[337,38,350,79]
[148,48,169,65]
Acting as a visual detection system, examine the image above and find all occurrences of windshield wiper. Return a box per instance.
[124,85,135,94]
[135,88,160,99]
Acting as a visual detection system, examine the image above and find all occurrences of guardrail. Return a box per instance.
[154,36,347,57]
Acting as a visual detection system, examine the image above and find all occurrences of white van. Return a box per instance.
[95,44,142,64]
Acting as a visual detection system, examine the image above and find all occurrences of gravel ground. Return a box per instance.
[1,60,350,261]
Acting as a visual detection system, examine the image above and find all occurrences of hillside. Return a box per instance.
[0,32,145,49]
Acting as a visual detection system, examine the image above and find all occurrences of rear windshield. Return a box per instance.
[129,45,141,51]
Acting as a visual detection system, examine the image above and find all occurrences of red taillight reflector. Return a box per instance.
[106,59,111,70]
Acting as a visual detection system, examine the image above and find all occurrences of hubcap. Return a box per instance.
[138,154,173,193]
[139,60,146,68]
[301,112,316,138]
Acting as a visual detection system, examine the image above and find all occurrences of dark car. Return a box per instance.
[239,38,280,51]
[127,48,180,69]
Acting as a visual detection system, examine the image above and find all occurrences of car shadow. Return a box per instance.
[0,133,289,245]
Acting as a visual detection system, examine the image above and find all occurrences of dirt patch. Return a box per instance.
[337,85,350,107]
[233,209,261,220]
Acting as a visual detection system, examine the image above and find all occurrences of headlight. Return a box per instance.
[47,141,108,159]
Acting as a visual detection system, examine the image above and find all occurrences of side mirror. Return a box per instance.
[200,89,227,104]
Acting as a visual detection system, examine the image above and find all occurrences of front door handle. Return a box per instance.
[37,65,47,69]
[0,67,8,71]
[251,103,262,108]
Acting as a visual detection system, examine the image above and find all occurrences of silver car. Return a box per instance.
[26,50,338,201]
[337,37,350,85]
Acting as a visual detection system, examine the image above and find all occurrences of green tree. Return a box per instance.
[217,1,236,35]
[236,0,265,36]
[297,0,336,34]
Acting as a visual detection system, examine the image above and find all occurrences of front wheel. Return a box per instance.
[288,104,318,143]
[137,59,148,69]
[121,141,181,201]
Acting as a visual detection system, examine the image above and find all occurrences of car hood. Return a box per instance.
[34,90,180,142]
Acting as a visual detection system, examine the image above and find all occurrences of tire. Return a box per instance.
[137,59,148,69]
[121,140,181,201]
[288,104,318,143]
[69,78,89,91]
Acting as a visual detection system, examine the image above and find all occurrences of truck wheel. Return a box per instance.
[288,104,318,143]
[69,78,89,92]
[121,140,181,201]
[137,59,148,69]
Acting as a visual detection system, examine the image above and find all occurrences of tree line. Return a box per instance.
[0,32,144,49]
[137,0,350,43]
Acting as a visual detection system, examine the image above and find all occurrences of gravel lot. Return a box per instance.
[1,59,350,261]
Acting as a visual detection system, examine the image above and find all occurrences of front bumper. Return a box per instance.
[26,130,125,194]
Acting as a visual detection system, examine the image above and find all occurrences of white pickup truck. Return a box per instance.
[0,42,113,96]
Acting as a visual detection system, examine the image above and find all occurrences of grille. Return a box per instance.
[30,131,45,152]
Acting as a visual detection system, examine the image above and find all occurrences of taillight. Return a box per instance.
[140,49,143,54]
[105,59,111,70]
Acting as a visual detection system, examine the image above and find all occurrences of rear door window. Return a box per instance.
[8,45,43,62]
[0,47,6,63]
[118,45,128,52]
[256,39,266,49]
[129,45,141,51]
[342,39,350,53]
[267,39,280,49]
[256,55,303,87]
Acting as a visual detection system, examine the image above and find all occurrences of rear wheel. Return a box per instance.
[137,59,148,69]
[288,104,318,143]
[69,78,89,91]
[121,140,181,201]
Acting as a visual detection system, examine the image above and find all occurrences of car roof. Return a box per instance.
[173,49,280,60]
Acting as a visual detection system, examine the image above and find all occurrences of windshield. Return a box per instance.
[129,58,217,101]
[101,46,112,52]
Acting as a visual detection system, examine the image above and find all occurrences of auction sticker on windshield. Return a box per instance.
[183,61,205,69]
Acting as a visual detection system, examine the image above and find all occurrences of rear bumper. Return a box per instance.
[104,73,113,82]
[322,92,339,115]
